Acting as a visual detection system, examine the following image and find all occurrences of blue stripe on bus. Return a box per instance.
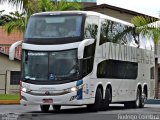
[76,80,83,100]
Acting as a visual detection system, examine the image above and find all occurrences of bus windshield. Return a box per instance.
[25,15,83,38]
[22,49,80,81]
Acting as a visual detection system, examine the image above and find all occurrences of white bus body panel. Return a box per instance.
[93,42,155,102]
[21,76,95,105]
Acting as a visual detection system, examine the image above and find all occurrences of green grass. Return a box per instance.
[0,94,19,100]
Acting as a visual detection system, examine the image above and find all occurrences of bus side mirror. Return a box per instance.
[9,40,22,60]
[78,39,95,59]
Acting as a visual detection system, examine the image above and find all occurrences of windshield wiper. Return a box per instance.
[23,78,29,82]
[55,72,79,80]
[24,76,36,81]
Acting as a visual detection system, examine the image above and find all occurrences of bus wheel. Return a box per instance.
[132,89,141,108]
[40,105,50,112]
[124,89,141,108]
[100,88,110,111]
[87,88,102,112]
[140,92,146,108]
[52,105,61,111]
[124,102,133,108]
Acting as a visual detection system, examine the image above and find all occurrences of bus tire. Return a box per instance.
[100,88,110,111]
[87,88,102,112]
[139,92,146,108]
[40,105,50,112]
[124,102,133,108]
[131,89,141,108]
[124,89,141,108]
[52,105,61,111]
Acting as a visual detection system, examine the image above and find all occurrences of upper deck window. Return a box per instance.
[25,15,83,39]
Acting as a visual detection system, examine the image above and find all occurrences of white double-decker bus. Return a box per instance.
[9,11,155,112]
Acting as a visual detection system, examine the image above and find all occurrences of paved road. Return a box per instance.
[0,104,160,120]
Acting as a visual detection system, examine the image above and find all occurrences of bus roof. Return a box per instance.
[32,11,133,27]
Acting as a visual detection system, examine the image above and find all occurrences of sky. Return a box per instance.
[97,0,160,18]
[0,0,21,14]
[0,0,160,18]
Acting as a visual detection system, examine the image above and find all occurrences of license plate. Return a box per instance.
[42,99,53,103]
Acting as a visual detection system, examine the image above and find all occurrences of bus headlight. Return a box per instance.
[22,87,31,93]
[65,84,84,93]
[22,88,27,92]
[70,87,78,92]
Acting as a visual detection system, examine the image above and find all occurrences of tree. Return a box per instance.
[52,0,81,11]
[131,16,160,99]
[0,10,14,26]
[0,0,82,13]
[3,11,26,35]
[131,16,160,44]
[0,10,5,25]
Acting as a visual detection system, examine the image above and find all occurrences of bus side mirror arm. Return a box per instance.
[9,40,22,60]
[78,39,95,59]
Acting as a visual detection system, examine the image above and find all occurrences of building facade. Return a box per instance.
[0,53,20,94]
[0,27,22,94]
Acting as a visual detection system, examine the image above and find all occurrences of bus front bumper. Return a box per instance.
[20,91,91,105]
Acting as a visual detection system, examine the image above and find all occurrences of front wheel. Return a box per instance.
[40,105,50,112]
[87,88,102,112]
[52,105,61,111]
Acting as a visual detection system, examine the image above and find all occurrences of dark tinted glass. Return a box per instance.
[97,60,138,79]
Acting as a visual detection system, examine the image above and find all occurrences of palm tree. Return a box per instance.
[131,16,160,99]
[0,10,14,26]
[0,0,82,13]
[52,0,81,11]
[131,16,160,44]
[3,11,26,35]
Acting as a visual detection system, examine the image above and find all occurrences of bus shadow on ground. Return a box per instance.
[25,105,127,114]
[17,106,147,120]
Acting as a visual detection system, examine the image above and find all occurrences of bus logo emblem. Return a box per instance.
[45,91,50,95]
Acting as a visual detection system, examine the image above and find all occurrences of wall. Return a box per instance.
[0,53,20,94]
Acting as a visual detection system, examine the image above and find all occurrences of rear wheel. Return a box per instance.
[100,88,110,111]
[40,105,50,112]
[87,88,102,112]
[52,105,61,111]
[134,89,141,108]
[140,91,147,108]
[124,89,141,108]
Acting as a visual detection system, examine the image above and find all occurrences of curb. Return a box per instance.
[145,99,160,104]
[0,100,20,105]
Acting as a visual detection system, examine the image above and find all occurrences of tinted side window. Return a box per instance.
[99,19,139,47]
[84,16,99,40]
[82,16,99,76]
[97,60,138,79]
